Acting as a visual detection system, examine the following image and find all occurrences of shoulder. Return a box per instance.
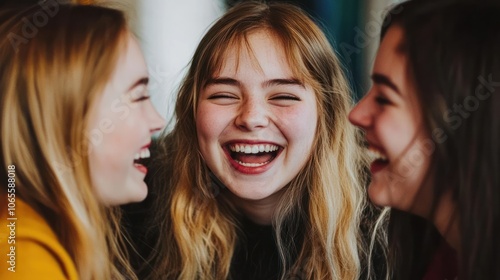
[0,198,78,279]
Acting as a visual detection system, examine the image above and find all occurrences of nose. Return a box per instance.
[234,98,269,131]
[348,93,372,129]
[146,101,166,134]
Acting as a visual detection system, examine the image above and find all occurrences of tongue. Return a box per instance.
[233,153,273,164]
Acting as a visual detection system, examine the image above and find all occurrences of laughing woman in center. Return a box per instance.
[129,2,368,279]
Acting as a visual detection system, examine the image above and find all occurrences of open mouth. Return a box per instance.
[225,143,282,169]
[133,147,150,174]
[367,148,389,173]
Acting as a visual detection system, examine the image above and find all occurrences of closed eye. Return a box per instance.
[134,95,150,102]
[207,93,238,100]
[268,94,301,107]
[375,96,391,105]
[270,94,301,101]
[130,84,150,102]
[206,92,239,105]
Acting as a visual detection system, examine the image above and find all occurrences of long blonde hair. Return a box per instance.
[0,4,136,279]
[146,2,367,279]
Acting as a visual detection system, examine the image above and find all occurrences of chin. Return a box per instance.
[367,182,391,208]
[130,190,148,203]
[119,185,148,205]
[229,186,278,201]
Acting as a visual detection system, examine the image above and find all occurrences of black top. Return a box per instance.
[230,218,282,280]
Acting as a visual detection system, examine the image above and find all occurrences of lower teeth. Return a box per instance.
[236,160,269,167]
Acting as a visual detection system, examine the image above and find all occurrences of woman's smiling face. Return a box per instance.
[349,25,434,216]
[196,29,318,204]
[88,34,165,206]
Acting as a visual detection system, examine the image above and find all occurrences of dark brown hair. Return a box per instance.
[379,0,500,279]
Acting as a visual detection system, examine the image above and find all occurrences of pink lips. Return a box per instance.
[134,142,151,174]
[366,142,389,174]
[370,160,388,174]
[223,140,282,175]
[134,164,148,174]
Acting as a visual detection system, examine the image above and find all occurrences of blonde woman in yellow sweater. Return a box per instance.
[0,3,164,279]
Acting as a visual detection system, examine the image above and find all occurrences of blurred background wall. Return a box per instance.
[1,0,403,129]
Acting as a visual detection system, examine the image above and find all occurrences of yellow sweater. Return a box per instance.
[0,197,78,279]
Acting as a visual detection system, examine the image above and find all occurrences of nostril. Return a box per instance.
[233,100,270,130]
[234,115,269,130]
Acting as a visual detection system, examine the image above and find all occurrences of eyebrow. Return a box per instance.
[204,77,304,88]
[128,77,149,91]
[205,78,240,87]
[262,78,304,88]
[371,73,400,95]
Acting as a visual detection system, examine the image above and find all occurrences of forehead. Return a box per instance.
[117,34,147,76]
[102,33,146,94]
[217,30,286,72]
[373,26,409,89]
[373,26,407,74]
[202,27,321,92]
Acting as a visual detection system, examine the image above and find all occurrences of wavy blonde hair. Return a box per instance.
[0,4,137,279]
[145,2,368,279]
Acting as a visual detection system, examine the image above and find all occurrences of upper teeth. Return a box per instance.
[134,148,150,160]
[367,148,387,161]
[229,144,279,154]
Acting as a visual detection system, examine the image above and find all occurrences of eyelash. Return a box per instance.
[134,95,150,102]
[207,94,237,99]
[271,95,301,101]
[375,95,390,105]
[205,93,301,102]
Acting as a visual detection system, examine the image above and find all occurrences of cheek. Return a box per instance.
[108,112,143,144]
[90,111,145,165]
[376,114,416,157]
[196,105,212,139]
[277,105,318,146]
[196,105,226,162]
[196,108,211,151]
[196,104,232,142]
[91,128,130,173]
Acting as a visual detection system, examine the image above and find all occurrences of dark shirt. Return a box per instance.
[423,241,458,280]
[230,218,283,280]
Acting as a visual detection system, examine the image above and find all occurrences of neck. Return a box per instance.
[432,190,460,254]
[229,190,284,225]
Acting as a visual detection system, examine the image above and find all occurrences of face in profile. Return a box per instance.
[196,30,317,203]
[349,25,433,216]
[88,33,165,206]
